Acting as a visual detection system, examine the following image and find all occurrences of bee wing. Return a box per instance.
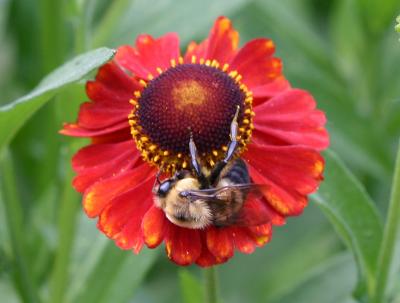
[183,184,272,227]
[181,184,266,201]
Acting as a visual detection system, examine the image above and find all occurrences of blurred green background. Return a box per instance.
[0,0,400,302]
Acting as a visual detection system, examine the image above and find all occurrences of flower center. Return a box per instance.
[129,61,254,172]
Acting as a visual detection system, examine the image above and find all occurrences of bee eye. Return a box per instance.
[158,181,172,197]
[176,170,190,180]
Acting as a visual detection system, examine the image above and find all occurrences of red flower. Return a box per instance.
[61,16,329,266]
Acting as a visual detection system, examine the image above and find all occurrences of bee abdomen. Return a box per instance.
[222,158,250,185]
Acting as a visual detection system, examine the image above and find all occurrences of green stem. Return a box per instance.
[49,146,80,303]
[0,150,40,303]
[372,139,400,303]
[39,0,65,74]
[204,267,219,303]
[92,0,132,47]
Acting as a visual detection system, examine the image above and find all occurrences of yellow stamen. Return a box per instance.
[139,79,147,87]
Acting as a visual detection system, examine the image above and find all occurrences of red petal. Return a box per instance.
[230,227,256,254]
[165,224,202,266]
[236,195,282,226]
[60,121,129,137]
[142,205,167,248]
[82,164,155,218]
[115,33,180,79]
[205,16,239,64]
[230,38,282,89]
[72,141,134,172]
[247,223,273,247]
[73,150,140,193]
[98,180,154,252]
[245,145,324,216]
[196,237,229,267]
[252,76,291,101]
[206,227,234,259]
[184,40,208,63]
[184,17,238,64]
[94,61,141,93]
[77,101,130,130]
[253,89,329,150]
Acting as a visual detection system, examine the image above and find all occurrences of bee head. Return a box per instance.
[156,176,212,229]
[155,169,191,198]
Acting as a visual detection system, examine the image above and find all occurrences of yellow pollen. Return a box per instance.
[178,56,184,64]
[156,67,163,74]
[229,70,238,78]
[222,63,229,71]
[172,80,207,110]
[170,59,176,67]
[212,150,218,157]
[182,161,188,168]
[134,91,141,98]
[129,99,137,105]
[139,79,147,87]
[191,55,197,64]
[205,59,211,66]
[149,145,157,151]
[199,58,205,64]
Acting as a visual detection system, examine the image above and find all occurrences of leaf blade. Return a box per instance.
[0,47,115,152]
[313,150,383,296]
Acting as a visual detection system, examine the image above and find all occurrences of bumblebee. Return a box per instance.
[154,107,266,229]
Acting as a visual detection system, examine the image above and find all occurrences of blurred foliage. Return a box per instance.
[0,0,400,303]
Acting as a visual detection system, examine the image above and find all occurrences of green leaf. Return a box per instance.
[313,150,383,296]
[63,211,159,303]
[0,47,115,153]
[179,269,203,303]
[274,254,357,303]
[372,140,400,303]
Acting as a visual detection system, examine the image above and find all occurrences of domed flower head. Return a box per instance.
[61,16,329,266]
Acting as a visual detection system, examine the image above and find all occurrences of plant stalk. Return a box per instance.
[204,266,219,303]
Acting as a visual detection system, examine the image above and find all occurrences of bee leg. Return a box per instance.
[152,169,163,194]
[209,106,240,185]
[189,134,209,188]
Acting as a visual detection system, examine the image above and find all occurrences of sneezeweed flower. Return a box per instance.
[61,16,329,266]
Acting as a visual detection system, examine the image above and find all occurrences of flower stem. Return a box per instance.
[204,267,219,303]
[0,150,40,303]
[92,0,132,48]
[49,145,80,303]
[372,139,400,303]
